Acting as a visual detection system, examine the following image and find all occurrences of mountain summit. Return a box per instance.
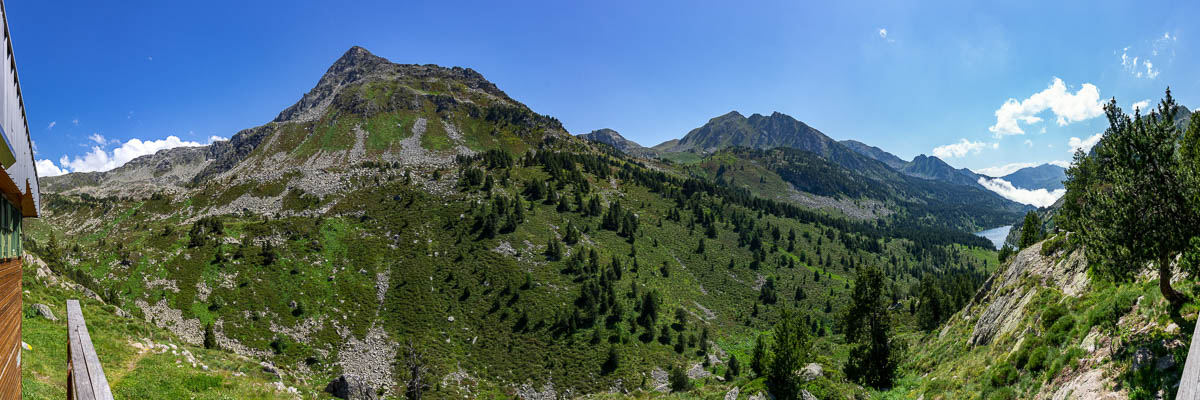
[274,46,514,124]
[576,128,655,157]
[670,111,838,155]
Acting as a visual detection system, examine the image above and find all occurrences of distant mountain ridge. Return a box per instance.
[900,154,983,187]
[996,164,1067,191]
[840,140,908,170]
[576,128,656,157]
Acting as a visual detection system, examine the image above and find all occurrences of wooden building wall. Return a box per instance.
[0,257,19,398]
[0,196,23,397]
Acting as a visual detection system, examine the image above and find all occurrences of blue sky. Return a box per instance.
[10,0,1198,182]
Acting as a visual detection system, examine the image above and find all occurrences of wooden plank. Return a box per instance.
[73,301,113,400]
[1178,320,1200,399]
[67,301,95,400]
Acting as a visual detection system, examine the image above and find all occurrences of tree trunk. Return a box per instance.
[1160,255,1186,307]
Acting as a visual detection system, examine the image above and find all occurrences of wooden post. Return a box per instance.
[66,300,113,400]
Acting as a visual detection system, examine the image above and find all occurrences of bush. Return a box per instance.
[668,365,692,392]
[1041,303,1068,331]
[1012,336,1041,370]
[1045,347,1086,382]
[1027,346,1051,372]
[1040,234,1065,256]
[989,362,1019,387]
[1086,287,1137,332]
[1046,315,1076,346]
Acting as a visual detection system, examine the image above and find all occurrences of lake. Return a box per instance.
[975,225,1012,250]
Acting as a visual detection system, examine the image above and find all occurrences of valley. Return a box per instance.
[19,45,1200,400]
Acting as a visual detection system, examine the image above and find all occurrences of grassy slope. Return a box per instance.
[881,237,1197,400]
[26,145,999,398]
[21,258,320,399]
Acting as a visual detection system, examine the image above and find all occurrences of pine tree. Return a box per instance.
[669,365,692,392]
[204,323,217,349]
[726,354,741,380]
[1018,211,1042,249]
[768,309,810,400]
[843,265,902,389]
[1062,91,1200,307]
[546,238,563,261]
[750,334,769,378]
[564,220,581,245]
[601,344,620,375]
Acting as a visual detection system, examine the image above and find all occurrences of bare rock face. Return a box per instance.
[967,241,1088,346]
[325,374,377,400]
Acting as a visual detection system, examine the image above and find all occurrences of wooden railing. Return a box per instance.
[1179,318,1200,399]
[66,300,112,400]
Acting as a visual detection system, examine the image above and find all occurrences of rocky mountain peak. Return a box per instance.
[273,46,511,124]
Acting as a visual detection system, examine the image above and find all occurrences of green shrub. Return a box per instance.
[1045,347,1086,382]
[1041,303,1068,330]
[1040,235,1065,256]
[1046,315,1076,346]
[1012,336,1041,370]
[1027,346,1051,372]
[990,362,1019,387]
[1086,287,1137,332]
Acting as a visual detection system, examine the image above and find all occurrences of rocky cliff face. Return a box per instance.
[910,237,1192,399]
[966,240,1089,347]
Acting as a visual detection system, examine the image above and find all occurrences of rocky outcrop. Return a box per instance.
[967,241,1088,346]
[32,303,56,321]
[799,362,823,383]
[325,374,377,400]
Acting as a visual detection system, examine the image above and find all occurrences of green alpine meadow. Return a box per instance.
[14,2,1200,399]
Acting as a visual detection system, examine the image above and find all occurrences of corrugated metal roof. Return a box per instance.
[0,0,38,216]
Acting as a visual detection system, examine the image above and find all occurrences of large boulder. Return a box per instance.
[799,362,823,383]
[325,374,377,400]
[32,304,56,321]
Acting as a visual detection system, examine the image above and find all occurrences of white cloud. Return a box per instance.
[1068,133,1103,154]
[978,177,1066,207]
[975,160,1072,177]
[1024,139,1033,147]
[1131,99,1150,112]
[87,133,106,145]
[72,118,79,126]
[208,136,228,143]
[1119,32,1176,79]
[48,135,222,175]
[877,28,894,43]
[975,162,1041,177]
[46,121,56,130]
[932,138,990,158]
[988,77,1104,138]
[36,159,66,177]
